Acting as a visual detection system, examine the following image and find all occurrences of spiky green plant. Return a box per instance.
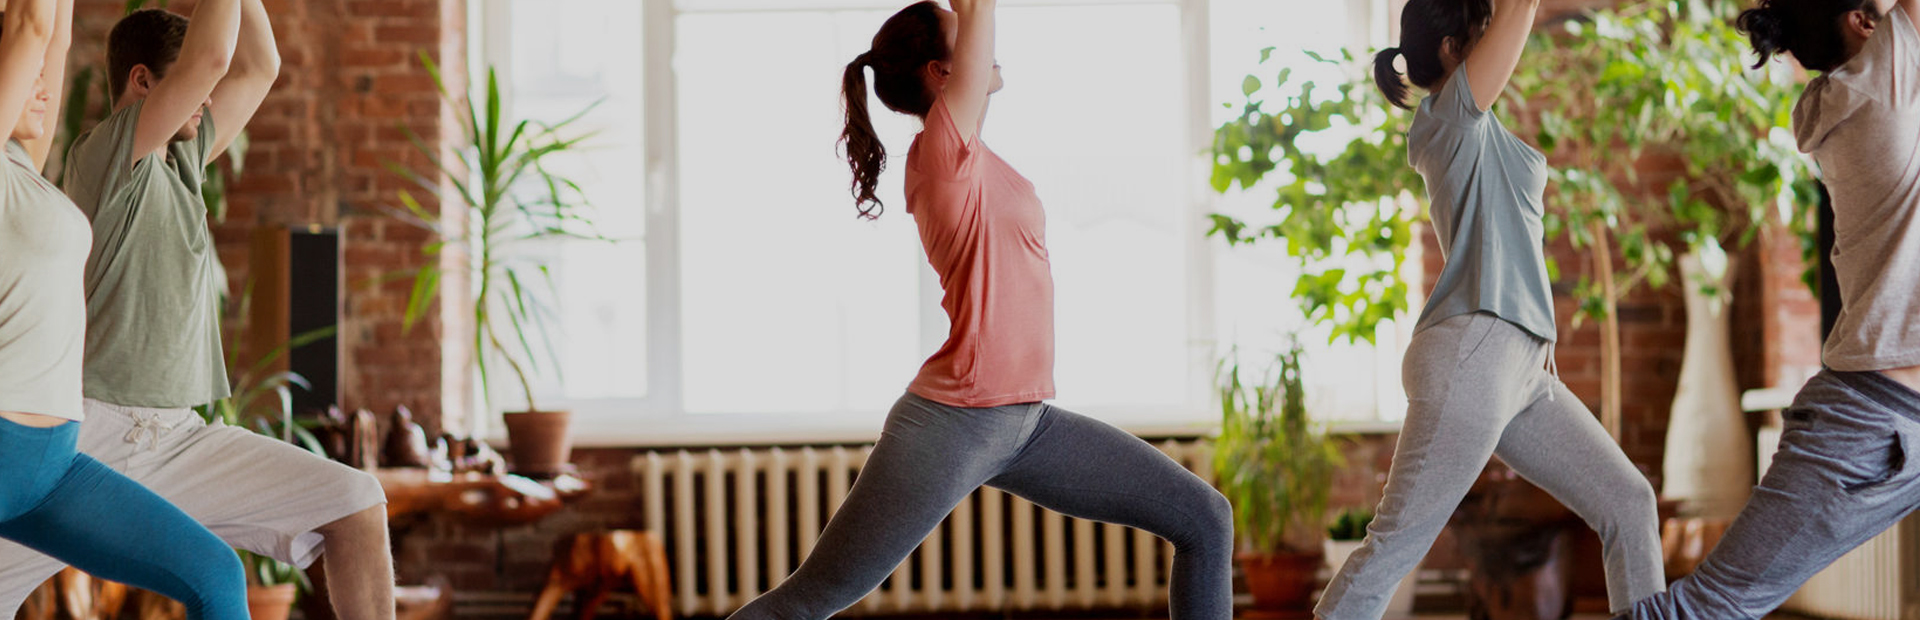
[1213,344,1345,554]
[392,51,602,415]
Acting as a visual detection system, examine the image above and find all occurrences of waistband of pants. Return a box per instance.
[1817,368,1920,424]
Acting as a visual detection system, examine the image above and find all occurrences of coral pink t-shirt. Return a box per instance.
[903,97,1055,408]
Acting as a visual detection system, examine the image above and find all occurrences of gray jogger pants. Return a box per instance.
[1625,368,1920,620]
[1317,312,1667,619]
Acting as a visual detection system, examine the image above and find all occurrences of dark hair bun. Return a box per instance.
[1737,4,1790,69]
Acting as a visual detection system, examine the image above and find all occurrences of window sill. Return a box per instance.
[483,410,1402,449]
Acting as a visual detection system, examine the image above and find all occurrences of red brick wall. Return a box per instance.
[66,0,463,432]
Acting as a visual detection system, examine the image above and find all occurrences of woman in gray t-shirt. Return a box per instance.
[1314,0,1667,617]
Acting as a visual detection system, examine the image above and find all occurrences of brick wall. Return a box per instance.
[66,0,463,433]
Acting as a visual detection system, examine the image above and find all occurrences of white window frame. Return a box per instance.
[470,0,1400,447]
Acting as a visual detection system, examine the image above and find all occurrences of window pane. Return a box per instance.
[676,10,926,416]
[505,0,649,404]
[1209,0,1406,422]
[990,5,1191,414]
[677,5,1197,417]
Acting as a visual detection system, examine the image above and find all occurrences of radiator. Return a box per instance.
[632,439,1212,617]
[1758,427,1920,620]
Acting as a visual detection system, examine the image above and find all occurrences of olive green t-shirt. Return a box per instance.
[65,99,228,408]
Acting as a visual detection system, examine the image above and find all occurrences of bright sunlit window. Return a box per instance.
[478,0,1402,444]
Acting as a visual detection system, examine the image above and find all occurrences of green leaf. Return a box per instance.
[402,264,441,332]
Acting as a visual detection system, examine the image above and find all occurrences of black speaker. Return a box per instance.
[249,226,341,415]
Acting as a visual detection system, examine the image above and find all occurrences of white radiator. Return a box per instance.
[632,439,1212,617]
[1758,427,1920,620]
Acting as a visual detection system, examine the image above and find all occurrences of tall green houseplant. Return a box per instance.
[1211,0,1815,436]
[1213,344,1343,555]
[394,52,599,421]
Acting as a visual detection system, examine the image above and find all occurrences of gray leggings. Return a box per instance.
[726,393,1234,620]
[1626,368,1920,620]
[1317,312,1666,619]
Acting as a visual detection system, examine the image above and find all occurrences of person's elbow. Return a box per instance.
[3,12,57,45]
[243,45,282,80]
[179,43,238,82]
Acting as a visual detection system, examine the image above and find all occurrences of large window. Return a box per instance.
[477,0,1403,444]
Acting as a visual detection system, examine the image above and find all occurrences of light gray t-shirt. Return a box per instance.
[65,99,228,408]
[0,141,94,420]
[1795,8,1920,372]
[1408,68,1557,343]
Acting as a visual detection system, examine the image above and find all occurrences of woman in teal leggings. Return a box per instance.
[0,0,245,616]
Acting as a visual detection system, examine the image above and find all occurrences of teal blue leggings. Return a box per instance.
[0,417,246,620]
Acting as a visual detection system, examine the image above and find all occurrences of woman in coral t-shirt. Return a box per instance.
[724,2,1232,619]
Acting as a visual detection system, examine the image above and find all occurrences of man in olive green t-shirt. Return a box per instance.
[0,3,395,619]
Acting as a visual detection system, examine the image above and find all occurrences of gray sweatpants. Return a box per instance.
[1317,312,1666,619]
[1626,368,1920,620]
[727,392,1235,620]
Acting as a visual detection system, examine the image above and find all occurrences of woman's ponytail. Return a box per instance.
[841,52,886,220]
[1373,47,1412,110]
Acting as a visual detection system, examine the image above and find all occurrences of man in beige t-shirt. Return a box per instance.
[0,3,395,619]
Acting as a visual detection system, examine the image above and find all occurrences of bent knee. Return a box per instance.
[182,540,247,601]
[342,467,388,506]
[1190,487,1235,549]
[314,468,389,533]
[1588,478,1660,531]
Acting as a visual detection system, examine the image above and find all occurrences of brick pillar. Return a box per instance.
[68,0,468,434]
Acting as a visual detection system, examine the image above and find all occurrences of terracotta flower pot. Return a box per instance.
[246,583,296,620]
[504,410,573,478]
[1237,550,1323,619]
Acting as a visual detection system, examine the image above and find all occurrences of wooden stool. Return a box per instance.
[529,530,672,620]
[19,568,132,620]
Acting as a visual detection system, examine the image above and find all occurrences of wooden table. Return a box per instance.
[299,469,594,620]
[375,468,591,527]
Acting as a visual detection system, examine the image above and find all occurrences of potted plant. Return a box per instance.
[1213,343,1344,618]
[393,52,601,478]
[1324,508,1369,567]
[240,554,300,620]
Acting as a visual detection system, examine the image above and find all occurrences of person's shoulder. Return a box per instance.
[68,101,148,162]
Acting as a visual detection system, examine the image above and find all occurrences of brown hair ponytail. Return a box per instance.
[842,52,885,220]
[837,1,948,219]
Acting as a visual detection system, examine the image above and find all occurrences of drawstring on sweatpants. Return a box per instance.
[123,412,178,452]
[1546,342,1560,402]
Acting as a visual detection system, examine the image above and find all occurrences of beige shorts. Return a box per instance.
[0,399,386,613]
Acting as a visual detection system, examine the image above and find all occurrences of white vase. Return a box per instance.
[1661,245,1753,519]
